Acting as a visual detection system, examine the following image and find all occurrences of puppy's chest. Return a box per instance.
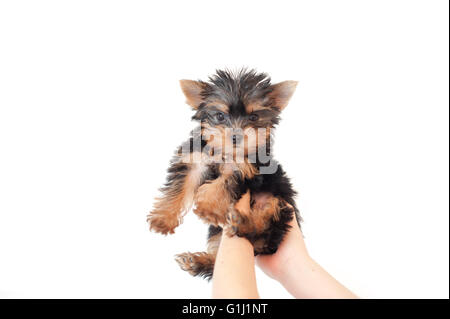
[202,161,258,181]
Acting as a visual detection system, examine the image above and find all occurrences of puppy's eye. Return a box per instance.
[249,114,259,121]
[216,112,225,122]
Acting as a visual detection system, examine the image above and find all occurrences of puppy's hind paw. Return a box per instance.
[225,210,248,237]
[175,253,195,272]
[175,252,215,280]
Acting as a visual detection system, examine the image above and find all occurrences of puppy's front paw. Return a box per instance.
[193,183,229,226]
[147,210,179,235]
[193,206,222,226]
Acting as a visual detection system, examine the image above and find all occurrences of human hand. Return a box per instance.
[257,212,357,298]
[256,212,310,283]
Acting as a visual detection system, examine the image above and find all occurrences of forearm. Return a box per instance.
[212,229,259,299]
[279,253,357,299]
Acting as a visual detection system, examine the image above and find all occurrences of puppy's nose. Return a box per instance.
[232,134,243,145]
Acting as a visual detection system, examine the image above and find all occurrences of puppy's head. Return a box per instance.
[180,69,297,158]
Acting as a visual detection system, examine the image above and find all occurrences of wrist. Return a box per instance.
[277,251,313,285]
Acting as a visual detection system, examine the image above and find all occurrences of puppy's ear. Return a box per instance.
[267,81,298,111]
[179,80,207,109]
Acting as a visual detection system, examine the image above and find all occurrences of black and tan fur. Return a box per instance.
[147,69,300,280]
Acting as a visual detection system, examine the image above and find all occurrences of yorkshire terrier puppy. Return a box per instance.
[147,69,300,280]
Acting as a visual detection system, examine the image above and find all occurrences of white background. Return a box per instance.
[0,0,448,299]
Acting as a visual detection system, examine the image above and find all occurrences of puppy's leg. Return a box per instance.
[260,202,295,254]
[225,190,253,236]
[226,191,283,237]
[175,226,221,280]
[193,163,255,226]
[175,252,216,279]
[147,154,206,235]
[193,175,233,226]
